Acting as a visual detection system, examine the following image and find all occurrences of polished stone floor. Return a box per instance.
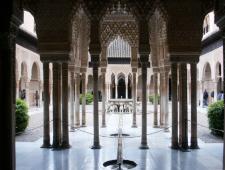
[16,113,223,170]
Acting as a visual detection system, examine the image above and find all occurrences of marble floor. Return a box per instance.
[16,113,223,170]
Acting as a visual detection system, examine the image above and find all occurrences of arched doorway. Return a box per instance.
[117,73,126,99]
[128,74,132,99]
[216,62,223,93]
[30,62,40,106]
[111,74,115,99]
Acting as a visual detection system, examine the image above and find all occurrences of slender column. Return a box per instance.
[61,63,70,148]
[70,71,75,130]
[81,72,86,127]
[91,57,101,149]
[108,84,111,99]
[153,72,159,127]
[171,63,179,149]
[180,63,188,150]
[190,62,199,149]
[140,60,149,149]
[101,71,106,127]
[75,73,80,127]
[214,81,218,102]
[160,72,165,127]
[41,62,51,148]
[132,72,137,128]
[25,80,30,106]
[178,64,183,146]
[115,84,118,99]
[126,79,128,99]
[164,72,169,132]
[52,63,62,148]
[0,19,21,170]
[222,31,225,170]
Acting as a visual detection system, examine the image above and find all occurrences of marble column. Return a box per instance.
[61,63,70,148]
[101,71,106,127]
[160,72,165,127]
[52,63,62,148]
[190,62,199,149]
[164,72,169,132]
[115,84,118,99]
[75,73,80,127]
[214,81,218,102]
[140,60,149,149]
[0,20,21,170]
[171,63,179,149]
[180,63,188,150]
[153,72,159,127]
[126,79,128,99]
[91,57,101,149]
[41,62,51,148]
[108,84,111,100]
[25,80,30,106]
[178,64,183,146]
[132,71,137,128]
[70,71,75,131]
[81,72,86,127]
[223,31,225,170]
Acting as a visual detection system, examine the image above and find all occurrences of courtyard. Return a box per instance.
[16,103,223,170]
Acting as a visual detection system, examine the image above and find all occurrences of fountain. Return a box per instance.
[103,110,137,169]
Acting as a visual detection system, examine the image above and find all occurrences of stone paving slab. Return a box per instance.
[16,114,223,170]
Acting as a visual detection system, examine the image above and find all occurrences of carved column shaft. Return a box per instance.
[81,72,86,127]
[190,62,199,149]
[164,72,169,131]
[61,63,70,148]
[70,71,75,130]
[171,63,179,149]
[0,21,20,170]
[41,62,51,148]
[101,72,106,127]
[153,72,158,127]
[140,61,149,149]
[160,72,165,126]
[91,57,101,149]
[179,63,188,150]
[52,63,62,148]
[75,73,80,126]
[132,72,137,128]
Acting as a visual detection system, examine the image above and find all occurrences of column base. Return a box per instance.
[61,142,71,149]
[75,124,80,128]
[51,143,62,150]
[180,143,190,152]
[189,143,200,149]
[164,127,170,132]
[171,143,179,150]
[91,145,101,149]
[139,144,149,150]
[81,124,87,127]
[131,124,137,128]
[101,124,106,128]
[41,143,52,148]
[153,124,160,128]
[70,127,75,132]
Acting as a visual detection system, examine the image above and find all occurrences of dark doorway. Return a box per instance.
[118,78,126,99]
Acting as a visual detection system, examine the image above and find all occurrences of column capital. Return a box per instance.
[169,53,200,63]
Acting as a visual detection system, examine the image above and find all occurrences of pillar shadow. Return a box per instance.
[41,149,50,170]
[170,150,179,170]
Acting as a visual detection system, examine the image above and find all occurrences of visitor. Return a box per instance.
[203,89,208,107]
[217,90,224,100]
[210,91,214,102]
[20,89,26,100]
[35,90,39,107]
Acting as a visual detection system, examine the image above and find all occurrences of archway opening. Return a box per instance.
[118,77,126,99]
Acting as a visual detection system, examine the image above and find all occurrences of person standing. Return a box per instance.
[203,89,209,107]
[35,90,39,107]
